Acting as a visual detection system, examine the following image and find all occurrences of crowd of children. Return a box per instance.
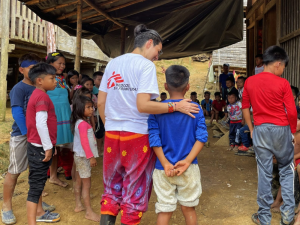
[2,23,300,225]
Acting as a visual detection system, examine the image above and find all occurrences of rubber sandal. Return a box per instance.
[36,211,60,223]
[1,210,16,225]
[235,150,255,157]
[251,213,261,225]
[42,202,56,212]
[280,218,295,225]
[100,214,116,225]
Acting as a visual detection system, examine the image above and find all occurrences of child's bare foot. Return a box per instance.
[74,205,85,213]
[49,178,68,188]
[271,202,282,213]
[42,191,48,197]
[85,211,100,222]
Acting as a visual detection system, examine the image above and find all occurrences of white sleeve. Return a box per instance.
[36,111,53,151]
[137,62,159,99]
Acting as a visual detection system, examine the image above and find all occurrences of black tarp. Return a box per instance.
[20,0,243,59]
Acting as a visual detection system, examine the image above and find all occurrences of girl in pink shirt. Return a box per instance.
[70,95,100,222]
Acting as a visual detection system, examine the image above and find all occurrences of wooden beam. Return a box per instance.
[83,0,123,27]
[246,0,264,19]
[106,0,145,12]
[0,0,10,121]
[57,6,92,20]
[99,0,124,7]
[279,28,300,44]
[90,18,107,25]
[25,0,48,5]
[108,25,122,32]
[75,0,82,72]
[264,0,276,14]
[43,1,78,13]
[70,13,103,23]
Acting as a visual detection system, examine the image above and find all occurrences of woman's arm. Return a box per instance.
[98,90,107,125]
[137,93,199,118]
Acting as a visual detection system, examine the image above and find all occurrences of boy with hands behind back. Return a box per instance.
[148,65,208,225]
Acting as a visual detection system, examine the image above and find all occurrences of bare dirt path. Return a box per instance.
[0,126,284,225]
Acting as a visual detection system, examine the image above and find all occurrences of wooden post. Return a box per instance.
[0,0,10,121]
[120,27,126,55]
[75,0,82,72]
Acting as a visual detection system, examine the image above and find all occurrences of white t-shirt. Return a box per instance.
[255,66,264,75]
[99,53,159,134]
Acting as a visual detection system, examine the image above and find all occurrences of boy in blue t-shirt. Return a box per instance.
[1,54,54,224]
[148,65,208,225]
[201,91,214,126]
[219,63,234,100]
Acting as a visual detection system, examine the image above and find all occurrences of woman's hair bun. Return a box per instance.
[134,24,147,37]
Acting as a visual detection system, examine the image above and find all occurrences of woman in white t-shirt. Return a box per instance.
[98,24,199,225]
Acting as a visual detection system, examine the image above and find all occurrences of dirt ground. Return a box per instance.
[0,127,284,225]
[0,59,284,224]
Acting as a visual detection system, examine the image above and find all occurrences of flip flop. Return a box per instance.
[1,210,16,225]
[280,218,295,225]
[251,213,261,225]
[42,202,56,212]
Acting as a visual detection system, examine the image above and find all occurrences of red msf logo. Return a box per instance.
[107,71,124,89]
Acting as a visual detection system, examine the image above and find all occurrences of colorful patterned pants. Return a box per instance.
[101,131,156,225]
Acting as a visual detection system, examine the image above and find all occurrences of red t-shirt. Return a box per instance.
[26,89,57,145]
[242,72,297,133]
[212,100,226,112]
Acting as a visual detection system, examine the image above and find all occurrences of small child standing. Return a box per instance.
[236,76,246,101]
[70,95,100,222]
[253,54,264,75]
[148,65,208,225]
[66,70,80,100]
[26,63,60,224]
[227,91,242,151]
[201,91,214,126]
[211,92,226,123]
[92,71,103,96]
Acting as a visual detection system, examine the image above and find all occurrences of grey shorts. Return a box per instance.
[8,135,28,174]
[153,164,202,213]
[74,155,91,178]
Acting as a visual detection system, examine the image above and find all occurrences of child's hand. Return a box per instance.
[43,150,52,162]
[174,160,191,176]
[163,162,175,177]
[89,157,97,167]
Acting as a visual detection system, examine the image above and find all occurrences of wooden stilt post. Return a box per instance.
[120,27,126,55]
[75,0,82,72]
[0,0,10,121]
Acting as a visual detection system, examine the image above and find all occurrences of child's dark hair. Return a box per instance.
[214,92,221,97]
[29,63,56,84]
[73,86,92,101]
[161,92,167,96]
[165,65,190,91]
[263,45,289,67]
[237,76,246,83]
[93,71,103,79]
[134,24,162,49]
[80,77,94,87]
[46,52,66,64]
[255,54,263,59]
[18,53,42,66]
[191,92,197,96]
[70,95,93,134]
[228,91,238,99]
[66,70,79,87]
[226,76,235,83]
[291,85,299,97]
[204,91,210,95]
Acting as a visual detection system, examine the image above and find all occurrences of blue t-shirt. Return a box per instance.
[148,99,208,170]
[219,73,234,89]
[92,86,99,95]
[10,81,35,137]
[201,99,213,112]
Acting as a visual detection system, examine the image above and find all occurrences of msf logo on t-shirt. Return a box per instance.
[107,71,124,89]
